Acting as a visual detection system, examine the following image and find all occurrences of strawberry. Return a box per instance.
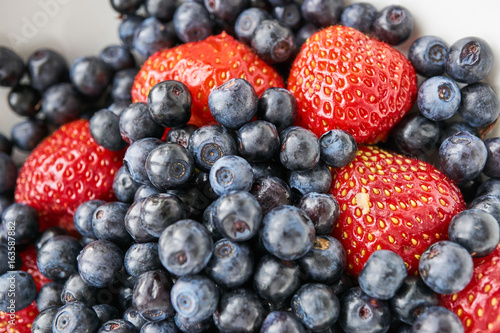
[0,302,38,333]
[15,119,125,233]
[131,32,284,128]
[331,146,465,277]
[441,244,500,333]
[287,25,418,144]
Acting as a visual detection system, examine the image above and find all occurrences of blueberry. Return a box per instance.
[298,193,339,235]
[175,313,214,332]
[170,275,219,322]
[448,209,499,258]
[123,307,148,330]
[37,235,82,281]
[132,269,174,322]
[209,156,253,195]
[124,137,163,184]
[78,240,124,288]
[0,47,24,87]
[212,191,262,241]
[145,0,176,21]
[100,45,136,73]
[301,0,343,27]
[250,176,292,215]
[188,125,237,172]
[390,276,439,325]
[358,250,407,300]
[110,0,143,14]
[291,283,340,331]
[74,200,105,239]
[11,119,48,152]
[133,17,176,59]
[111,68,138,102]
[158,219,213,276]
[411,306,463,333]
[41,83,82,125]
[205,239,254,289]
[253,254,300,302]
[109,100,133,116]
[166,187,211,219]
[90,109,128,151]
[273,3,301,30]
[261,205,315,260]
[148,80,192,128]
[319,129,357,168]
[289,162,332,196]
[146,143,195,190]
[141,319,179,333]
[204,0,248,22]
[483,137,500,178]
[120,103,165,143]
[139,193,185,238]
[92,202,133,247]
[281,126,320,171]
[372,5,413,46]
[166,125,198,149]
[52,302,100,333]
[330,272,355,297]
[445,36,494,84]
[418,241,473,294]
[439,121,478,144]
[294,23,318,51]
[0,134,12,156]
[124,243,161,278]
[8,85,41,117]
[173,2,213,43]
[251,20,294,64]
[202,201,223,241]
[339,287,391,333]
[2,203,39,245]
[113,166,140,204]
[257,87,298,132]
[457,82,500,128]
[438,131,487,182]
[98,319,139,332]
[408,36,449,77]
[35,282,63,312]
[32,306,60,333]
[260,311,306,333]
[213,289,265,332]
[340,3,377,33]
[0,153,17,193]
[119,15,145,48]
[235,8,271,45]
[236,120,279,162]
[93,304,120,323]
[391,113,440,159]
[250,161,287,180]
[469,194,500,223]
[27,49,68,91]
[35,228,69,252]
[134,184,161,202]
[70,56,111,98]
[0,245,21,275]
[61,274,97,305]
[418,76,461,122]
[0,271,37,312]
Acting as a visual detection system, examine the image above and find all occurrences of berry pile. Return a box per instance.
[0,1,500,333]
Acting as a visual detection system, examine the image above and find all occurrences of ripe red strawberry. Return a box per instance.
[15,119,125,233]
[132,32,284,128]
[288,25,418,144]
[441,245,500,333]
[331,146,465,277]
[0,302,38,333]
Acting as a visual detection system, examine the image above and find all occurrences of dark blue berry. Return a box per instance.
[338,287,391,333]
[92,202,133,247]
[319,129,357,168]
[37,235,82,281]
[109,100,132,116]
[294,23,317,51]
[134,184,161,201]
[390,276,439,325]
[188,125,237,172]
[41,83,82,125]
[140,193,186,237]
[146,143,195,190]
[257,87,298,132]
[418,76,461,121]
[289,162,332,196]
[35,227,68,251]
[133,17,176,59]
[124,137,163,184]
[298,193,339,235]
[111,68,138,102]
[52,302,100,333]
[100,45,136,73]
[484,137,500,178]
[418,241,473,294]
[123,308,148,331]
[113,166,141,203]
[120,103,165,143]
[98,319,138,332]
[61,274,97,305]
[439,131,487,182]
[408,36,449,77]
[8,85,41,117]
[212,191,262,241]
[298,235,345,284]
[209,155,253,195]
[469,195,500,224]
[439,121,478,144]
[0,47,24,87]
[457,82,500,128]
[125,243,162,278]
[0,134,12,156]
[391,113,440,159]
[273,3,301,30]
[340,3,377,33]
[0,271,37,312]
[119,15,145,48]
[445,36,494,84]
[174,314,213,333]
[205,238,253,289]
[475,178,500,199]
[145,0,176,21]
[173,2,213,43]
[27,49,68,92]
[372,5,413,46]
[291,283,340,331]
[236,120,279,162]
[70,56,111,98]
[11,119,48,152]
[125,198,159,243]
[251,20,294,63]
[411,306,463,333]
[0,245,21,275]
[235,8,271,45]
[148,80,192,128]
[204,0,248,22]
[2,203,39,245]
[74,200,105,239]
[0,153,17,193]
[202,201,223,241]
[110,0,144,14]
[330,272,355,297]
[78,240,124,288]
[158,219,213,276]
[170,275,219,322]
[32,307,60,333]
[253,254,300,302]
[448,209,499,258]
[260,311,306,333]
[90,109,128,151]
[250,176,291,215]
[213,289,265,332]
[141,319,179,333]
[166,124,197,149]
[132,269,174,322]
[250,161,286,180]
[301,0,343,27]
[166,187,211,219]
[93,304,120,324]
[280,126,320,171]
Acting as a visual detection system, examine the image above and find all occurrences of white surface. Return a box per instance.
[0,0,500,138]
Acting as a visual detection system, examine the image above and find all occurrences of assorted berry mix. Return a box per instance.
[1,1,500,332]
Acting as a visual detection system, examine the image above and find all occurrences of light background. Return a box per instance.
[0,0,499,139]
